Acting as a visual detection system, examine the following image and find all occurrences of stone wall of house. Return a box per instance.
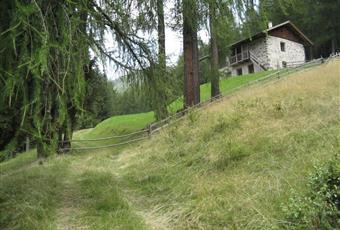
[229,34,306,76]
[230,37,269,76]
[247,37,269,68]
[266,35,306,69]
[231,61,263,76]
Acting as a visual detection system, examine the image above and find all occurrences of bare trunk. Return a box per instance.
[192,26,200,104]
[209,3,220,98]
[37,76,56,158]
[154,0,168,120]
[57,129,63,153]
[63,124,72,152]
[25,137,30,152]
[183,0,200,107]
[331,38,336,54]
[157,0,166,69]
[183,24,194,107]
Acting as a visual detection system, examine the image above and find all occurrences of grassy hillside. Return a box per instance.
[0,60,339,229]
[80,70,273,140]
[113,60,340,229]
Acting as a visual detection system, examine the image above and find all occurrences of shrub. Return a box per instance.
[282,156,340,229]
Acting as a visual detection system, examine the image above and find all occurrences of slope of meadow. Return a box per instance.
[80,70,273,139]
[115,59,340,228]
[0,60,339,229]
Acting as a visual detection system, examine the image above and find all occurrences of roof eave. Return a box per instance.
[286,21,314,46]
[228,21,313,48]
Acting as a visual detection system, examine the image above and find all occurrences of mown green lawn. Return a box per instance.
[82,70,274,139]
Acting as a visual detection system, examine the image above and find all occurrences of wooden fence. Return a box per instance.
[24,54,340,152]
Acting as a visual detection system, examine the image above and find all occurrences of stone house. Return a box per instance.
[227,21,313,76]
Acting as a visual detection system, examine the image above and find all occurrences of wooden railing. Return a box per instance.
[230,51,250,65]
[249,51,267,70]
[51,57,332,152]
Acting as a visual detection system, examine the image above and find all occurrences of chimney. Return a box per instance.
[268,21,273,29]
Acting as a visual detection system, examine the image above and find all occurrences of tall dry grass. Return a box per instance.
[116,59,340,229]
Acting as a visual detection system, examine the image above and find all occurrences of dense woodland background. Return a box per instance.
[0,0,339,160]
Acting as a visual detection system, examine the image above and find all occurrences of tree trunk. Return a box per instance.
[57,129,63,153]
[37,75,57,159]
[157,0,166,69]
[183,0,200,107]
[192,25,200,104]
[154,0,168,120]
[209,2,220,98]
[25,137,30,152]
[331,38,336,54]
[56,1,88,153]
[63,121,72,152]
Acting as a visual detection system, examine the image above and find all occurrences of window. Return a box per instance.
[280,42,286,52]
[248,64,254,74]
[236,68,243,76]
[236,46,242,54]
[282,61,287,68]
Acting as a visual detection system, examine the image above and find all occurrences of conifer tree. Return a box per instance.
[128,0,170,120]
[208,0,220,98]
[183,0,200,107]
[0,0,157,158]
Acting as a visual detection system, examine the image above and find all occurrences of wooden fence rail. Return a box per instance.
[23,54,338,152]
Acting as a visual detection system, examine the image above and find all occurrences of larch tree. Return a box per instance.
[128,0,170,120]
[182,0,200,107]
[204,0,241,98]
[259,0,340,57]
[0,0,157,159]
[208,0,220,98]
[155,0,169,119]
[242,0,265,35]
[0,0,90,158]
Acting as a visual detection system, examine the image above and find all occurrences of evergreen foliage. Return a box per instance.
[260,0,340,57]
[80,59,115,128]
[0,0,89,157]
[0,0,157,158]
[283,157,340,229]
[1,0,339,160]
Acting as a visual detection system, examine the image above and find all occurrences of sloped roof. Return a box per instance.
[229,21,313,47]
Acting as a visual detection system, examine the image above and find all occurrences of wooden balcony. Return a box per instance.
[229,51,250,65]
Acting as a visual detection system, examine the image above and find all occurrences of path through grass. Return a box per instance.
[0,60,339,229]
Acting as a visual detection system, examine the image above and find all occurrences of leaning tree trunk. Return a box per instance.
[183,0,200,107]
[209,2,220,98]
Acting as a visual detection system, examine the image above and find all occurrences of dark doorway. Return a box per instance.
[248,64,254,74]
[236,68,243,76]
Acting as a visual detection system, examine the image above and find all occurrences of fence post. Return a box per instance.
[25,136,30,152]
[148,124,153,137]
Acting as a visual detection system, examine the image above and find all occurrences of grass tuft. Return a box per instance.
[76,170,146,229]
[116,60,340,229]
[0,60,339,229]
